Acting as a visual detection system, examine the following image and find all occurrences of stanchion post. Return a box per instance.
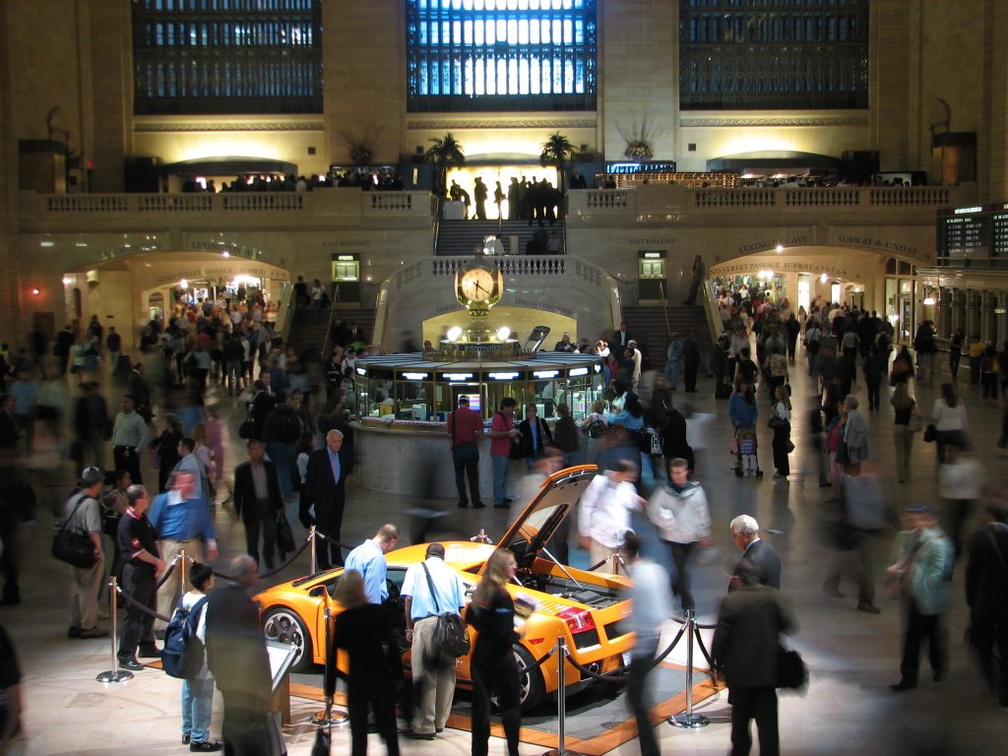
[96,577,133,683]
[311,606,349,726]
[180,548,188,592]
[309,526,317,575]
[541,638,585,756]
[608,550,619,576]
[668,610,709,729]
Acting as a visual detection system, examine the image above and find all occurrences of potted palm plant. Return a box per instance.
[539,131,576,194]
[424,132,466,198]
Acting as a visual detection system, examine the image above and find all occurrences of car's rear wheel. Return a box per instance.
[262,607,313,672]
[514,645,546,711]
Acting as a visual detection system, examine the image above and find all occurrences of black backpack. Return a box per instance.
[277,408,302,443]
[161,596,209,679]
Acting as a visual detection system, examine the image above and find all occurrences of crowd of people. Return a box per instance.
[2,275,1008,755]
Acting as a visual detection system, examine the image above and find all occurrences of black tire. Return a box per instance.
[262,606,314,672]
[514,645,546,712]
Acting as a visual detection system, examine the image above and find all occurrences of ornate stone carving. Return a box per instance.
[679,114,869,128]
[407,118,596,130]
[134,120,324,132]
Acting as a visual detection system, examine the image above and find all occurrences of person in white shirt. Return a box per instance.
[930,382,969,466]
[624,530,674,756]
[938,440,987,561]
[577,460,640,571]
[401,543,467,739]
[179,562,221,752]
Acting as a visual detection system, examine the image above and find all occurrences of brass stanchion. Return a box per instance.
[668,610,709,729]
[309,526,318,575]
[96,577,133,683]
[179,548,188,592]
[541,638,584,756]
[311,607,349,726]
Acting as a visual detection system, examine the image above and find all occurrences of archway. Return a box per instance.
[60,252,291,349]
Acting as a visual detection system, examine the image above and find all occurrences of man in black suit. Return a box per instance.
[249,380,276,440]
[682,332,702,392]
[614,321,632,352]
[729,515,781,590]
[232,439,284,569]
[713,559,798,756]
[965,501,1008,705]
[127,362,153,422]
[205,555,273,756]
[305,429,353,568]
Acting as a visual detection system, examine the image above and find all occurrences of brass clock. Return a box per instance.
[455,264,503,309]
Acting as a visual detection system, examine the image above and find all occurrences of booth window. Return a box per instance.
[679,0,869,110]
[132,0,323,115]
[406,0,597,113]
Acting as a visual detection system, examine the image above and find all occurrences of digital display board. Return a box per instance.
[938,203,1008,265]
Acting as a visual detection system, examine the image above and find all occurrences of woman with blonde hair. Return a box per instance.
[890,382,919,483]
[466,549,525,756]
[333,569,401,756]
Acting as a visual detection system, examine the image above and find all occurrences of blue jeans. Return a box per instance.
[182,676,215,743]
[664,360,681,389]
[492,454,509,505]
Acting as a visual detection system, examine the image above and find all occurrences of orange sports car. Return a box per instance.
[254,465,635,709]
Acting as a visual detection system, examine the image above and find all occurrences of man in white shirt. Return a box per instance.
[577,460,640,572]
[401,543,466,739]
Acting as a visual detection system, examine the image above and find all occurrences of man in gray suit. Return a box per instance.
[728,515,781,591]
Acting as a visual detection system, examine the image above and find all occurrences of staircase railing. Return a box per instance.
[320,284,340,358]
[701,280,723,343]
[658,283,672,341]
[276,281,295,345]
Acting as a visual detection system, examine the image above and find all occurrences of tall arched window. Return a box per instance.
[680,0,869,110]
[133,0,323,115]
[406,0,597,113]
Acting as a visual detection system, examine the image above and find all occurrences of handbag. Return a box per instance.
[923,423,937,443]
[421,563,471,659]
[311,722,331,756]
[238,414,256,440]
[767,416,786,428]
[52,494,99,569]
[907,413,923,433]
[276,510,296,556]
[777,646,809,690]
[729,436,740,455]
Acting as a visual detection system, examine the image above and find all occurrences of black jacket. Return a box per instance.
[233,460,283,519]
[713,585,797,688]
[731,539,782,590]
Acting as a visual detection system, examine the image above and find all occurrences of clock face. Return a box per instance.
[459,267,497,304]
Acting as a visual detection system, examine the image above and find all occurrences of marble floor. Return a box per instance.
[5,351,1008,755]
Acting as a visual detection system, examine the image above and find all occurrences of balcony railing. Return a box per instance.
[568,184,974,219]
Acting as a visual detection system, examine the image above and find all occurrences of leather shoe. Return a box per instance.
[889,681,916,692]
[457,501,468,508]
[138,645,161,658]
[67,626,81,639]
[78,627,109,639]
[473,502,486,509]
[401,729,435,740]
[119,659,145,671]
[857,602,881,614]
[190,740,223,752]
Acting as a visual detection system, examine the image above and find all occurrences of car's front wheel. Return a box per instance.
[262,606,313,672]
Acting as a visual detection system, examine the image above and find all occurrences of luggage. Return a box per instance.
[714,383,732,399]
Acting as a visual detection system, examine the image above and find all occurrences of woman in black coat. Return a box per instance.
[466,549,525,756]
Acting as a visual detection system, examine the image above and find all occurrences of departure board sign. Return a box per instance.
[938,203,1008,264]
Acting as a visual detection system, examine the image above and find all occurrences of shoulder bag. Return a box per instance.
[421,562,470,659]
[52,494,99,569]
[923,422,937,443]
[777,645,809,690]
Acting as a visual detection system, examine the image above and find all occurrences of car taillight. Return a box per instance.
[557,606,596,634]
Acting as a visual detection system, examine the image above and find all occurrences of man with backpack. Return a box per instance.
[116,485,165,671]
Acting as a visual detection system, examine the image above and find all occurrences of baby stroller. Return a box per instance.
[731,427,763,478]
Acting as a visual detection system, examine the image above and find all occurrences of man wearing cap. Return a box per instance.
[887,504,954,691]
[116,484,166,671]
[148,471,218,636]
[447,396,484,508]
[66,467,109,639]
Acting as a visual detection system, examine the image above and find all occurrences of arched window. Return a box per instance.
[406,0,597,113]
[133,0,322,115]
[679,0,869,110]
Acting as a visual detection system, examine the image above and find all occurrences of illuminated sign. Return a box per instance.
[402,372,428,380]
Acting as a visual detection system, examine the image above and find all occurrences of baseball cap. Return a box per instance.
[80,466,104,486]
